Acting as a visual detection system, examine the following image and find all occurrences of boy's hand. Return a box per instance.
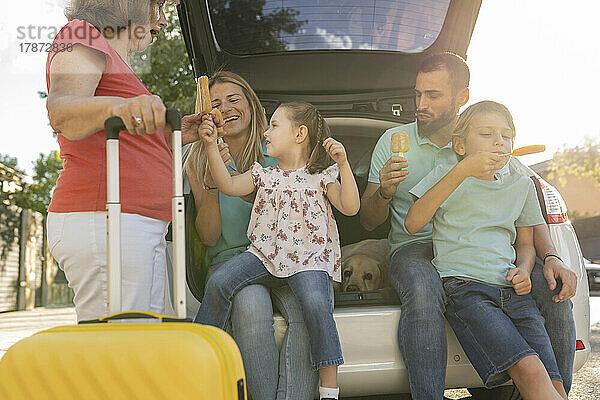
[323,138,349,167]
[199,114,218,145]
[506,267,532,295]
[458,151,509,179]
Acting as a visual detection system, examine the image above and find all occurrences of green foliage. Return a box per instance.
[17,151,63,215]
[130,1,305,115]
[549,138,600,186]
[1,151,63,215]
[131,3,195,115]
[1,155,24,259]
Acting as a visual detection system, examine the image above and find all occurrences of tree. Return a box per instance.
[0,155,25,260]
[130,2,304,114]
[131,4,196,115]
[16,151,63,215]
[548,138,600,186]
[1,152,63,215]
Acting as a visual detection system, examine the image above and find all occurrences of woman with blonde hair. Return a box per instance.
[45,0,206,322]
[185,71,319,399]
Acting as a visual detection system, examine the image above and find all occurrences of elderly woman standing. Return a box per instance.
[185,71,319,399]
[46,0,203,322]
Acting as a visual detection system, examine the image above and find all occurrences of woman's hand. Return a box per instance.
[109,94,166,135]
[323,138,348,167]
[457,151,509,179]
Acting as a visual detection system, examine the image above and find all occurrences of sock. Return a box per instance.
[319,386,339,399]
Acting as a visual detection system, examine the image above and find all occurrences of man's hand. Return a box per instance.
[379,156,409,199]
[507,267,532,295]
[543,256,577,302]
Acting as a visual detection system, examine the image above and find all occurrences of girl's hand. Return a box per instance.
[323,138,348,167]
[506,267,532,295]
[181,113,223,146]
[457,151,509,179]
[199,114,218,145]
[204,141,233,187]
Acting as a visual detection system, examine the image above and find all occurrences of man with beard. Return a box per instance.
[359,52,577,399]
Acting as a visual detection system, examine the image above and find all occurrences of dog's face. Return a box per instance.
[341,254,385,292]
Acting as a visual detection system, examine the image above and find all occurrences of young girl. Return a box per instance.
[194,102,360,400]
[405,101,568,400]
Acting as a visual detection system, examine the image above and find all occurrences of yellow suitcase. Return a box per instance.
[0,110,247,399]
[0,316,246,399]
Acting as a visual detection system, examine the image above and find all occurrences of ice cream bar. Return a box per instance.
[391,132,409,155]
[510,144,546,157]
[210,108,225,136]
[195,75,211,114]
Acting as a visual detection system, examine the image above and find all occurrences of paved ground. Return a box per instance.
[1,294,599,399]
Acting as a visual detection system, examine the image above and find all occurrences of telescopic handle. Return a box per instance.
[104,108,182,139]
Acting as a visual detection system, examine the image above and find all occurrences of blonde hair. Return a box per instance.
[279,102,334,174]
[185,71,267,182]
[65,0,174,31]
[452,100,516,157]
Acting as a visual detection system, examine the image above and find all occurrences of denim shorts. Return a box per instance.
[443,277,562,388]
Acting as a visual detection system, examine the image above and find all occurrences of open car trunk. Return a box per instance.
[178,0,482,304]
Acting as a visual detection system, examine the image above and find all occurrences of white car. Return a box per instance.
[176,0,590,397]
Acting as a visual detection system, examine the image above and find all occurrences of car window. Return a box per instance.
[208,0,451,55]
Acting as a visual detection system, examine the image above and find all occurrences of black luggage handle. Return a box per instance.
[80,311,191,324]
[104,108,182,139]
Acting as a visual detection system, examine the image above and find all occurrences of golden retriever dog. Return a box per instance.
[336,239,390,292]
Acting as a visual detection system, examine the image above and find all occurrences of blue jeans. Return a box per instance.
[230,284,318,400]
[443,278,561,388]
[196,251,343,371]
[389,242,575,399]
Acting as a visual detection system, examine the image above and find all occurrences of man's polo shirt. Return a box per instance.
[368,122,457,258]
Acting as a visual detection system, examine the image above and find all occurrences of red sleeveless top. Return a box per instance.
[46,20,172,221]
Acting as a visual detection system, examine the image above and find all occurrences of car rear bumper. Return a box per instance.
[274,304,589,396]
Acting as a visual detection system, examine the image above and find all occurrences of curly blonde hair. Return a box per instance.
[184,71,267,182]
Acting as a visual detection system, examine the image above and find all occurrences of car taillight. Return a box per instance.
[537,178,568,224]
[576,340,585,351]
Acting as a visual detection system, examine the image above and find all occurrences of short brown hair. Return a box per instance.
[65,0,169,30]
[419,52,470,91]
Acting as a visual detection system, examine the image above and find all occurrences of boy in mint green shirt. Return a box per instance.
[405,101,567,399]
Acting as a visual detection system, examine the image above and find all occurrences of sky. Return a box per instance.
[1,0,599,180]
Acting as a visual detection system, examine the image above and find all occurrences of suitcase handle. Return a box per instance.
[80,311,191,324]
[104,108,182,139]
[103,108,187,319]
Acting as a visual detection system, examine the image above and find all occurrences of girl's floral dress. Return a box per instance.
[247,162,342,282]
